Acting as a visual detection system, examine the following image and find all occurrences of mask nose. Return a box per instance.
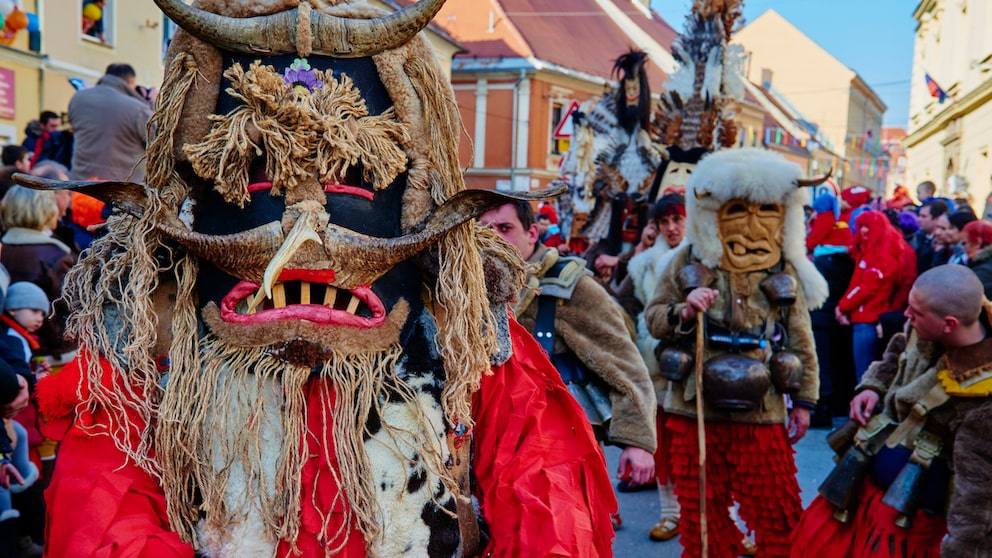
[260,203,328,299]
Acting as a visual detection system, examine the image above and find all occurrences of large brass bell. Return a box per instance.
[656,345,693,381]
[818,445,873,523]
[769,351,803,394]
[882,461,926,528]
[701,354,770,412]
[760,272,798,306]
[826,419,861,459]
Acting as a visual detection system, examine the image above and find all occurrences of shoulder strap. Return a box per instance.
[532,257,578,356]
[538,256,586,300]
[884,380,951,450]
[533,295,558,356]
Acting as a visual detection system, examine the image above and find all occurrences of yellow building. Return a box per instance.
[733,9,887,191]
[0,1,165,144]
[39,0,165,132]
[0,0,42,144]
[904,0,992,214]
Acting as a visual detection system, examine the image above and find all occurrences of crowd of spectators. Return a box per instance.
[802,179,987,426]
[0,61,150,555]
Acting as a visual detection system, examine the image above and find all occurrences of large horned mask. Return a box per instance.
[19,0,558,360]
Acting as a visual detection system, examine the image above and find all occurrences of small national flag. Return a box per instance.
[925,73,949,103]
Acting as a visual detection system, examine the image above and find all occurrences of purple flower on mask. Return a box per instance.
[283,58,324,94]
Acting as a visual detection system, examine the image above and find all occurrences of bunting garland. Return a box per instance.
[835,157,890,180]
[731,127,891,180]
[845,132,884,154]
[740,125,825,151]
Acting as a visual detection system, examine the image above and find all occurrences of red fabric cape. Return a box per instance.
[41,318,616,557]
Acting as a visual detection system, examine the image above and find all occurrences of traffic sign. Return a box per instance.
[553,100,581,139]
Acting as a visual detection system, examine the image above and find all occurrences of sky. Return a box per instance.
[649,0,918,129]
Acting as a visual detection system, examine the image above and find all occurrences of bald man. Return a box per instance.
[790,264,992,557]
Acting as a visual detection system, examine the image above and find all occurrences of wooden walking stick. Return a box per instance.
[695,310,708,557]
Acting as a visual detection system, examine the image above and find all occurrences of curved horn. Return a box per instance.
[325,185,568,289]
[312,0,446,57]
[158,221,286,284]
[693,189,711,200]
[153,0,445,57]
[152,0,296,54]
[13,174,153,218]
[152,184,567,289]
[796,167,833,188]
[14,172,285,281]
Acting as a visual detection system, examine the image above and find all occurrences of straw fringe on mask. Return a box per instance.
[62,1,512,553]
[158,335,453,556]
[184,62,409,207]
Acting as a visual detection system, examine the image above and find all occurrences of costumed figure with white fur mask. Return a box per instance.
[621,0,750,545]
[644,148,830,558]
[20,1,617,556]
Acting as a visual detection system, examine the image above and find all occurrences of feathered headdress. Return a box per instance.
[654,0,746,151]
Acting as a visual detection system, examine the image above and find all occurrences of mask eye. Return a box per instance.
[726,203,747,215]
[760,204,778,212]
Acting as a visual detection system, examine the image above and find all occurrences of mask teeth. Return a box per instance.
[323,284,338,307]
[240,280,369,317]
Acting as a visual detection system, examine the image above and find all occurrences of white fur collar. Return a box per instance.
[1,227,71,254]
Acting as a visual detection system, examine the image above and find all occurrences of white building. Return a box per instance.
[904,0,992,214]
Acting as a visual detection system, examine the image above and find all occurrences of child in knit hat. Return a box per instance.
[0,278,43,555]
[0,281,55,532]
[2,283,51,379]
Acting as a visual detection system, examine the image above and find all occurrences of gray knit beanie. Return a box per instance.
[4,282,49,314]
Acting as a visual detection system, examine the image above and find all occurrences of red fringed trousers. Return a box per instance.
[668,415,802,558]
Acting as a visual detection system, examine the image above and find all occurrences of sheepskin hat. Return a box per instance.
[684,148,828,309]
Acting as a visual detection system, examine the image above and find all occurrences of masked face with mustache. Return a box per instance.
[185,54,423,362]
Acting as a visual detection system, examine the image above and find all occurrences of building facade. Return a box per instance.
[904,0,992,214]
[733,9,887,192]
[0,1,460,149]
[33,1,164,142]
[0,1,43,144]
[433,0,678,191]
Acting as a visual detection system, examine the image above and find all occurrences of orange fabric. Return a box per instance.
[70,192,107,229]
[472,317,616,557]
